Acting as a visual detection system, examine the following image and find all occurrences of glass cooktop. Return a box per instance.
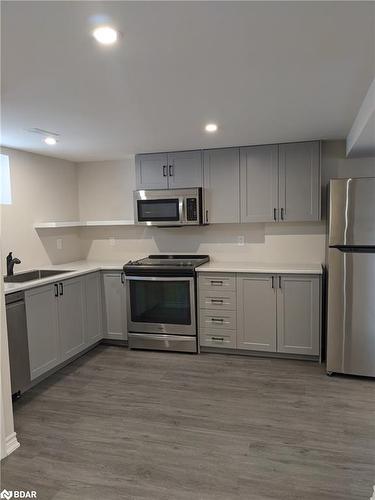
[124,255,209,276]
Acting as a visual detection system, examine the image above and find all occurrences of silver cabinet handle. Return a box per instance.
[206,210,209,223]
[273,208,277,221]
[162,165,167,177]
[169,165,174,177]
[271,276,274,289]
[211,336,224,341]
[279,276,282,289]
[211,299,224,304]
[211,318,224,323]
[54,284,59,297]
[121,272,125,284]
[210,280,223,286]
[280,208,284,220]
[59,282,63,296]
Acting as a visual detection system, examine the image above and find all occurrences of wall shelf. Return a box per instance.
[34,220,134,229]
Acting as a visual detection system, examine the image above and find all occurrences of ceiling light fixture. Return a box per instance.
[205,123,218,133]
[44,136,57,145]
[92,26,118,45]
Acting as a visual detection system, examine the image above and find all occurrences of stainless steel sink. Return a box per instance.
[4,270,72,283]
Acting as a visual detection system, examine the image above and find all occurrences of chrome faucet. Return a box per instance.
[6,252,21,276]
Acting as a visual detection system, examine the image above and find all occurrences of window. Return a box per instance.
[0,153,12,204]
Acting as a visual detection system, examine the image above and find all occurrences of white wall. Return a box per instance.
[0,147,83,274]
[78,158,135,221]
[0,206,19,458]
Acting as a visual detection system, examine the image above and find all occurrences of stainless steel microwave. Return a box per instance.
[134,188,204,226]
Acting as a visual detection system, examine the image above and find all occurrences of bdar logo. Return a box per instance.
[0,490,13,500]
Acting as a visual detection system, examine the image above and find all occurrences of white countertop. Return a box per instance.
[4,259,323,294]
[196,261,323,274]
[3,260,125,294]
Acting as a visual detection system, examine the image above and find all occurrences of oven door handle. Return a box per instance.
[125,275,194,282]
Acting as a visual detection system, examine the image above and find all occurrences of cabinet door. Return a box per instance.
[135,153,168,189]
[59,277,86,362]
[278,141,320,222]
[237,274,277,351]
[240,145,279,222]
[85,272,103,346]
[25,284,60,380]
[167,150,203,189]
[277,275,320,356]
[203,148,240,223]
[102,272,127,340]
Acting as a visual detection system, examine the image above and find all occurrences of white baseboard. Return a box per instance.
[5,432,20,456]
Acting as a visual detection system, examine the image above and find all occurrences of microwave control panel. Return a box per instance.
[186,198,198,221]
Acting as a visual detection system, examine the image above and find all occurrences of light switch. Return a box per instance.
[56,238,63,250]
[237,235,245,246]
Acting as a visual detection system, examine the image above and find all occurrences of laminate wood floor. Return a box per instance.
[1,346,374,500]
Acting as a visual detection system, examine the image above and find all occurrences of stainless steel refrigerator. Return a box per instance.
[327,177,375,377]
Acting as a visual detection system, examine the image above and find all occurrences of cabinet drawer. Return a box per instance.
[200,309,237,330]
[199,273,236,291]
[200,329,236,348]
[199,290,236,311]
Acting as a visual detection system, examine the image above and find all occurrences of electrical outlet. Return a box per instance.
[109,238,116,247]
[237,235,245,246]
[56,238,63,250]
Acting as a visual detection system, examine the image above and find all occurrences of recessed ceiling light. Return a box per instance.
[44,136,57,145]
[205,123,218,133]
[92,26,118,45]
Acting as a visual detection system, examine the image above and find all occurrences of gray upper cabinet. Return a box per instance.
[279,141,321,222]
[84,272,103,346]
[240,145,278,222]
[25,284,60,380]
[135,151,202,190]
[277,275,320,356]
[237,274,277,352]
[135,141,320,221]
[102,272,127,340]
[167,150,203,189]
[59,277,86,362]
[203,148,240,223]
[135,153,169,190]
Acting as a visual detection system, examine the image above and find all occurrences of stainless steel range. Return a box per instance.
[124,255,209,353]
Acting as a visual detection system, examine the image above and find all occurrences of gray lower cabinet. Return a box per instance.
[279,141,321,222]
[84,272,103,346]
[25,273,104,381]
[200,272,321,357]
[25,283,61,380]
[277,275,320,355]
[203,148,240,223]
[59,277,86,362]
[237,274,277,351]
[102,271,127,340]
[240,145,279,223]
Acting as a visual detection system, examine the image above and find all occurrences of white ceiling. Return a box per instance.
[1,1,374,162]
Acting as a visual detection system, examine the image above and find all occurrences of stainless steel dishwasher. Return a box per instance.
[5,291,31,398]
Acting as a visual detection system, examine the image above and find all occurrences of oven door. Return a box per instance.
[126,276,196,335]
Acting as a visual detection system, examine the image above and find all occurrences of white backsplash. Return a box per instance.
[80,222,326,264]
